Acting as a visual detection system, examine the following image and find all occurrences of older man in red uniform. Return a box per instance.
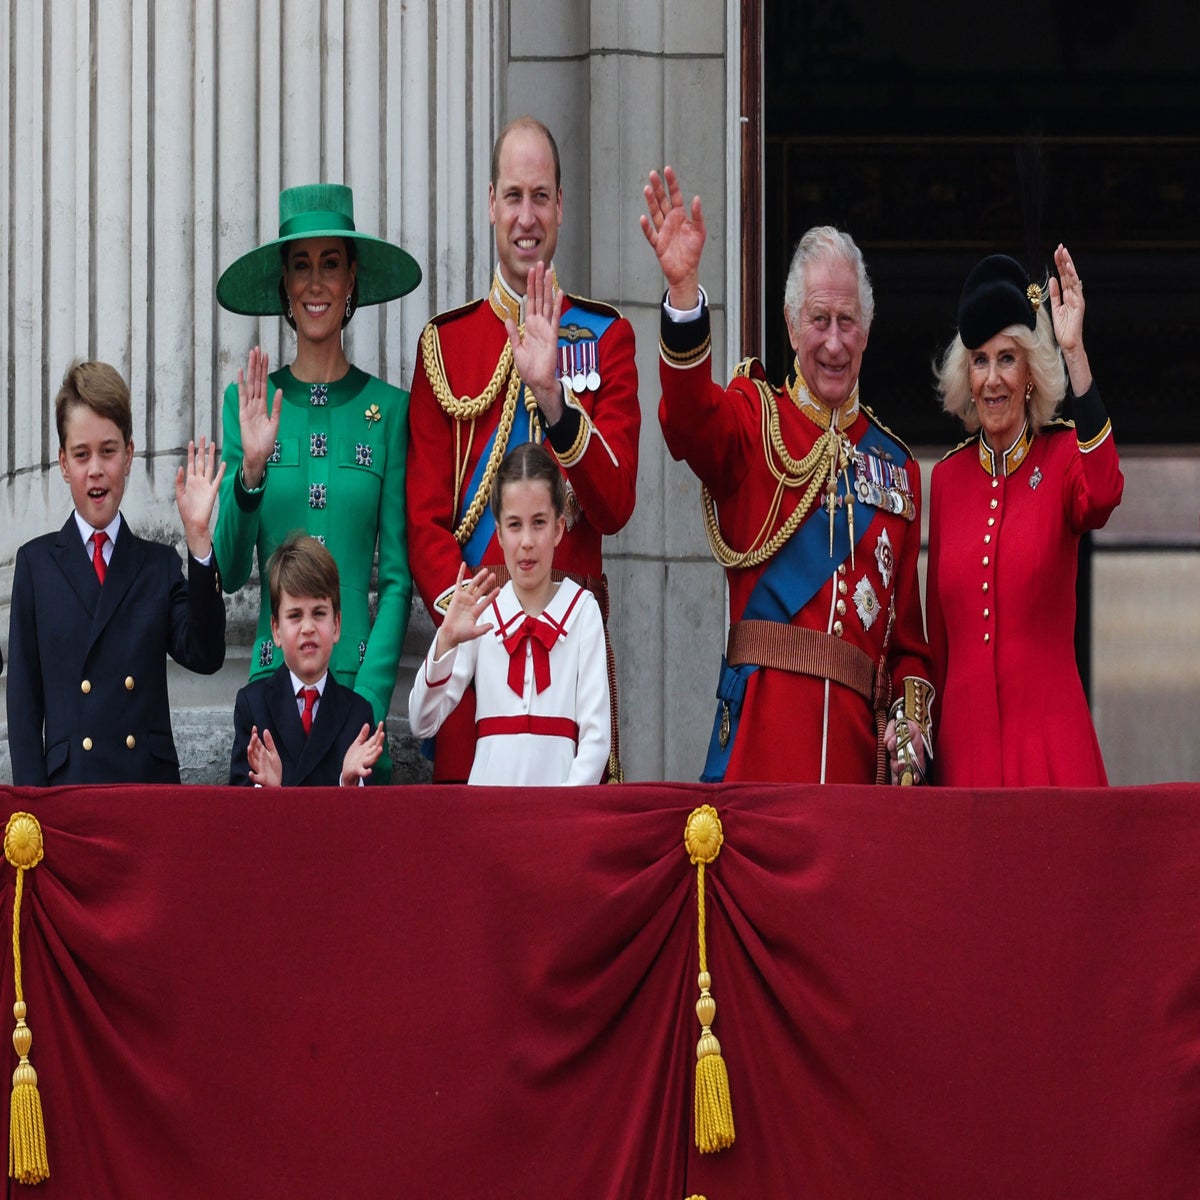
[641,167,932,784]
[407,117,640,781]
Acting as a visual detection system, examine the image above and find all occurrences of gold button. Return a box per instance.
[125,676,135,691]
[984,534,991,544]
[988,517,995,526]
[838,580,848,596]
[991,478,999,488]
[836,599,847,616]
[82,737,93,751]
[833,620,844,637]
[837,564,847,576]
[983,633,990,643]
[982,556,990,566]
[990,499,998,510]
[81,679,91,694]
[983,608,990,618]
[126,735,136,749]
[983,582,989,592]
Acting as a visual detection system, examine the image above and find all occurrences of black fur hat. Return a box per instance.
[956,254,1039,350]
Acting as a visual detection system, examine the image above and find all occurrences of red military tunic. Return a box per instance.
[926,385,1123,786]
[407,270,640,780]
[658,301,931,784]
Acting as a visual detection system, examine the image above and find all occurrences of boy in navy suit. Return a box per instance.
[6,360,227,785]
[229,535,385,786]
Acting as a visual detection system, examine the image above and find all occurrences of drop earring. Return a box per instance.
[345,292,353,320]
[286,297,294,321]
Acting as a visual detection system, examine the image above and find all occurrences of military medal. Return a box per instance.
[584,341,601,391]
[853,450,916,520]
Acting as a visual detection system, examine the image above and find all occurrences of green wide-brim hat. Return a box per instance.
[216,183,422,316]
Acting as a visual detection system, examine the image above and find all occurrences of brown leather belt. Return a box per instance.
[726,619,876,704]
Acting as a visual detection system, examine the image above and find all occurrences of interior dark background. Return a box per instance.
[762,0,1200,448]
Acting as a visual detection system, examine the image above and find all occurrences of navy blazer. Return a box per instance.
[6,514,226,785]
[229,665,376,787]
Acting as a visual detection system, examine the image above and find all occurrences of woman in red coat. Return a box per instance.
[927,246,1123,785]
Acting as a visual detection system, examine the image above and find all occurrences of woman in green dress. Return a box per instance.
[215,184,421,779]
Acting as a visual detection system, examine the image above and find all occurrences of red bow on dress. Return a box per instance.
[502,615,560,698]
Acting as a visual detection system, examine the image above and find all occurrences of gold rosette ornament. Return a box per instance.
[684,805,735,1153]
[5,812,49,1184]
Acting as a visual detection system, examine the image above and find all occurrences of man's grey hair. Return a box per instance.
[783,225,875,333]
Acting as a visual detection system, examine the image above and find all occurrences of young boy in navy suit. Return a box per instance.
[6,360,227,785]
[229,535,385,786]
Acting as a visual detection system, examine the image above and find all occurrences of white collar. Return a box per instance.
[73,509,122,548]
[288,670,328,697]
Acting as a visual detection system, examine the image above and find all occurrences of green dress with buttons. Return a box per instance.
[215,366,411,762]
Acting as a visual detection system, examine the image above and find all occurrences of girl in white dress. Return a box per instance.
[408,443,611,785]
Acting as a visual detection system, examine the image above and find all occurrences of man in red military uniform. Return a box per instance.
[407,117,640,781]
[641,166,932,784]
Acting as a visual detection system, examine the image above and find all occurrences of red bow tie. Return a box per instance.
[502,615,559,698]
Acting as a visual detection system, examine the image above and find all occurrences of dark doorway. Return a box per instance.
[756,1,1200,449]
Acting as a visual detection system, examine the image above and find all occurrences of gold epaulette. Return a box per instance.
[861,403,917,459]
[939,434,979,463]
[731,356,768,381]
[565,292,623,321]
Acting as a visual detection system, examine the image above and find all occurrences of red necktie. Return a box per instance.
[91,530,107,584]
[502,616,559,698]
[299,687,319,735]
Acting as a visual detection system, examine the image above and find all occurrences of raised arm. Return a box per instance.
[640,166,707,310]
[1049,243,1092,397]
[506,261,566,424]
[214,347,283,592]
[234,346,283,489]
[175,436,226,560]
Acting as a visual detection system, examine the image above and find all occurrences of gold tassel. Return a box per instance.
[684,806,735,1154]
[6,813,49,1185]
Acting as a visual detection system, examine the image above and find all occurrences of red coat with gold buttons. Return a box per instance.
[658,309,931,784]
[926,402,1123,786]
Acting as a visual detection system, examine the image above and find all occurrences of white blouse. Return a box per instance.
[408,578,611,785]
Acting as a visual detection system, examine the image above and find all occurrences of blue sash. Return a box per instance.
[700,419,909,781]
[458,302,616,568]
[459,409,533,568]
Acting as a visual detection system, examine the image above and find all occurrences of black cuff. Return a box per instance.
[1069,380,1109,446]
[541,401,583,456]
[659,291,711,364]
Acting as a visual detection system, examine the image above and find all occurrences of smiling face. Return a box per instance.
[968,332,1031,449]
[282,237,357,346]
[786,257,869,411]
[497,477,566,614]
[488,125,563,295]
[271,589,341,685]
[58,403,134,530]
